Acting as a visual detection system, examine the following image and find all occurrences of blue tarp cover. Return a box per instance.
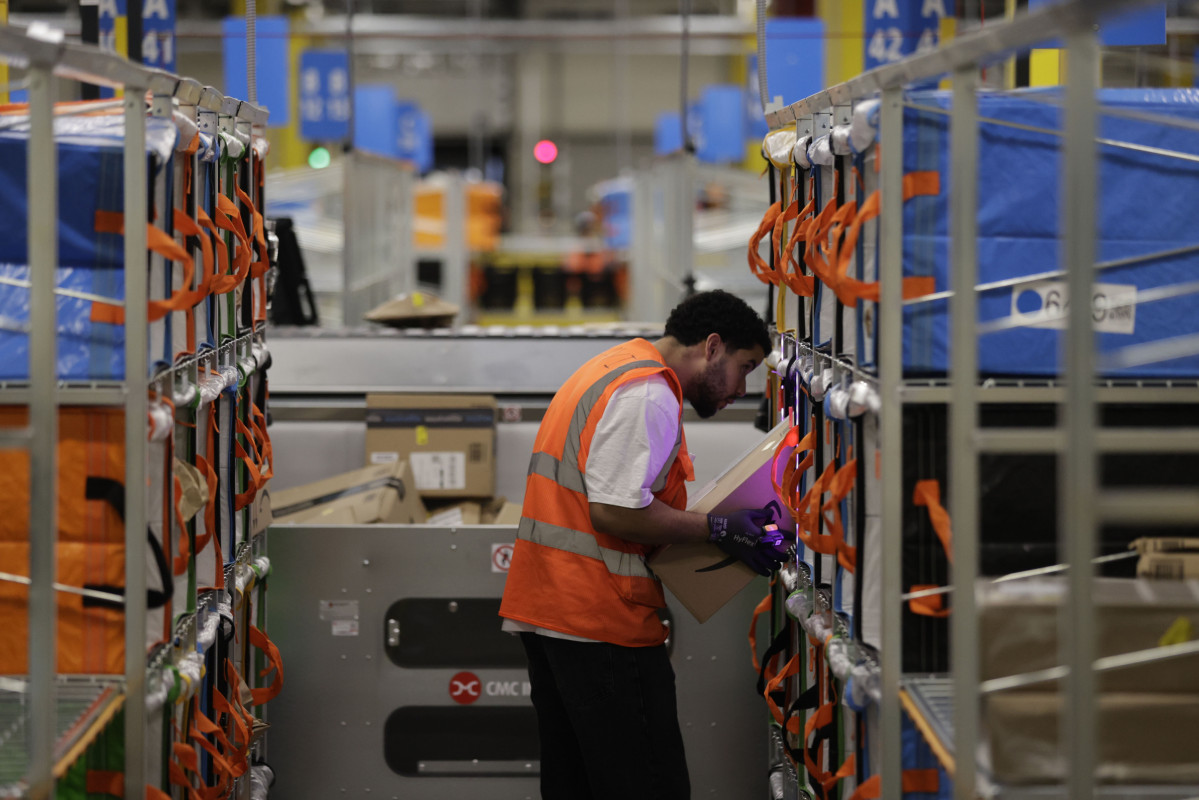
[0,114,176,380]
[899,88,1199,378]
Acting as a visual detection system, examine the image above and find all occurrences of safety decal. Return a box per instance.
[492,543,515,573]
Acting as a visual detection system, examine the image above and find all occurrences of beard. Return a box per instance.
[689,359,729,419]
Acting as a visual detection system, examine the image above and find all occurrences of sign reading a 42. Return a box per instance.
[864,0,950,70]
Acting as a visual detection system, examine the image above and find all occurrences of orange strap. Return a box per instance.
[249,624,284,705]
[913,479,953,564]
[762,652,802,734]
[214,687,251,751]
[146,785,173,800]
[748,592,773,675]
[771,425,859,572]
[85,770,124,797]
[748,202,783,286]
[821,171,941,307]
[846,769,941,800]
[91,211,197,324]
[908,584,951,618]
[781,196,817,297]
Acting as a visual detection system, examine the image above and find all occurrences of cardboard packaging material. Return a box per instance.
[1130,537,1199,556]
[984,692,1199,785]
[425,498,522,526]
[1138,552,1199,580]
[649,421,794,623]
[428,502,482,526]
[270,462,427,525]
[365,393,497,499]
[978,577,1199,693]
[364,291,458,328]
[1133,537,1199,580]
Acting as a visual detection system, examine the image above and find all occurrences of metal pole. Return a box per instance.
[123,86,149,799]
[26,61,58,800]
[949,65,980,800]
[877,83,904,800]
[1061,20,1100,800]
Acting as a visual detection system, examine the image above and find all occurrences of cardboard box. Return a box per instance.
[427,501,482,526]
[649,421,794,623]
[1130,536,1199,556]
[365,393,497,499]
[425,498,522,526]
[978,577,1199,693]
[1138,552,1199,580]
[984,692,1199,785]
[270,462,427,525]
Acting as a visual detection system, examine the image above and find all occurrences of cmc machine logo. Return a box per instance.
[449,672,482,704]
[448,671,532,704]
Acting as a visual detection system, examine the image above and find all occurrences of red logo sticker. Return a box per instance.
[449,671,482,704]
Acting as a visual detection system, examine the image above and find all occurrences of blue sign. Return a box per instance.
[299,49,351,142]
[353,85,397,157]
[695,85,745,164]
[864,0,953,70]
[141,0,176,72]
[222,16,291,127]
[97,0,125,56]
[395,101,433,174]
[764,18,825,107]
[655,112,683,156]
[1028,0,1165,47]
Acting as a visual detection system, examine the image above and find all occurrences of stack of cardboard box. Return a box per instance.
[1134,537,1199,580]
[272,393,521,527]
[979,577,1199,785]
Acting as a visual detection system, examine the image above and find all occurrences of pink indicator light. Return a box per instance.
[533,139,558,164]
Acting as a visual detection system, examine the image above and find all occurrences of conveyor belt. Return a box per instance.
[0,677,124,798]
[899,676,1199,800]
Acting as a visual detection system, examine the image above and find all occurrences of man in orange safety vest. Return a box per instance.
[500,289,783,799]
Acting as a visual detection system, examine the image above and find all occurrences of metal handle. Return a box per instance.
[386,618,400,648]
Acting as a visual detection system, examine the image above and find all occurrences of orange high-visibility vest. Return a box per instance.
[499,338,694,646]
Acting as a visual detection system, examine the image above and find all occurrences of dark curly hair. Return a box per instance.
[664,290,771,356]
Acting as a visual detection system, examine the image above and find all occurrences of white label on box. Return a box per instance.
[428,507,465,526]
[410,451,467,491]
[331,620,359,637]
[1010,280,1136,334]
[370,451,400,464]
[319,599,359,621]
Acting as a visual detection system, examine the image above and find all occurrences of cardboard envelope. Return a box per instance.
[649,420,794,623]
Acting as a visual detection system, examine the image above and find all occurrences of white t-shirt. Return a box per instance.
[502,374,681,641]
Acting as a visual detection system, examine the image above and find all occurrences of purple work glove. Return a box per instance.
[707,508,787,576]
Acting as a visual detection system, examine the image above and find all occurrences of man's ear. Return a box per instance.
[705,332,722,361]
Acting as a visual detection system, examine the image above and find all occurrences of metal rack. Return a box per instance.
[760,1,1199,798]
[0,22,268,799]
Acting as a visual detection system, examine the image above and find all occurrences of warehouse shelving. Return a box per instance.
[756,1,1199,798]
[0,22,275,800]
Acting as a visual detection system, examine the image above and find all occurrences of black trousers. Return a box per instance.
[520,632,691,800]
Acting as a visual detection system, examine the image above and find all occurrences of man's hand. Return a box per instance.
[707,508,787,576]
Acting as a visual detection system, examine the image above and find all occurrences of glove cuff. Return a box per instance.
[706,513,727,542]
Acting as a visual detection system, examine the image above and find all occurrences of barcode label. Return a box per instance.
[1151,561,1184,580]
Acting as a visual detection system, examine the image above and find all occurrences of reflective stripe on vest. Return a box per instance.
[518,516,654,580]
[557,358,666,493]
[519,356,672,579]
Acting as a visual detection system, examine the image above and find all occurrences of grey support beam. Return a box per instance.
[949,65,980,800]
[877,84,904,800]
[1060,21,1101,800]
[25,59,58,800]
[123,82,149,800]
